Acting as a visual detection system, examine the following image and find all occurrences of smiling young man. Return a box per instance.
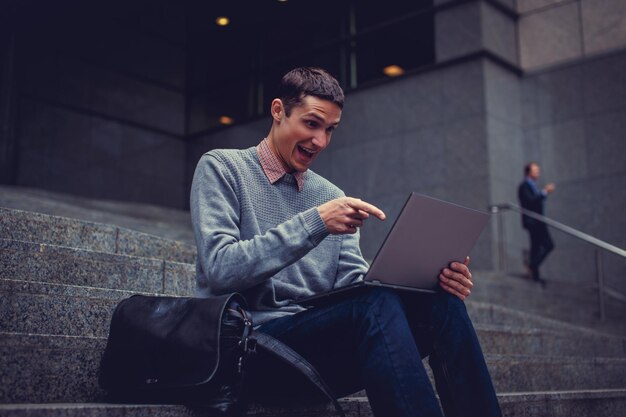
[267,94,338,172]
[190,67,501,417]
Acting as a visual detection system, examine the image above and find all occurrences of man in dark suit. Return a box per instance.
[518,162,555,286]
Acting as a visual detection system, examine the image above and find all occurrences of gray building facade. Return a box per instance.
[1,0,625,295]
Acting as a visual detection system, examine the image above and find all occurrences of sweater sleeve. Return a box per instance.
[333,230,370,288]
[191,153,330,295]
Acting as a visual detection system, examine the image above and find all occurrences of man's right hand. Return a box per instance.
[318,197,386,235]
[544,183,556,194]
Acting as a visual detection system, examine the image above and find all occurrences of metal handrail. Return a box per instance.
[489,203,626,258]
[488,202,626,321]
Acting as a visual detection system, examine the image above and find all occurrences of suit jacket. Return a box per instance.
[518,180,545,229]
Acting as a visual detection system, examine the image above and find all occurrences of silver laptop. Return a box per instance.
[297,192,490,307]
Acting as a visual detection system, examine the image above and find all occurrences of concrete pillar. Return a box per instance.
[434,0,518,66]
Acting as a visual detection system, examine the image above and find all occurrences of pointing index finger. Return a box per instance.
[347,198,386,220]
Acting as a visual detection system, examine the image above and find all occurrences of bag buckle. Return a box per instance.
[240,336,257,354]
[237,336,257,374]
[246,337,257,353]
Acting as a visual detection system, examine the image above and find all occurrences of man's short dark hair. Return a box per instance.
[279,67,344,116]
[524,162,538,176]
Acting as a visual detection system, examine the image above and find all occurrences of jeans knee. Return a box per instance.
[431,291,470,328]
[353,287,405,320]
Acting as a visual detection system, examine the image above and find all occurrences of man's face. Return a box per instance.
[268,95,341,173]
[528,164,541,180]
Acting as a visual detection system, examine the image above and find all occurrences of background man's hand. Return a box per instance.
[439,256,473,301]
[544,183,556,194]
[318,197,386,235]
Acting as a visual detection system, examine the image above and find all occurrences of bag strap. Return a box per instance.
[253,332,346,417]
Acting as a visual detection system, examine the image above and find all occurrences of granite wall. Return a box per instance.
[518,0,626,70]
[483,60,527,273]
[520,50,626,294]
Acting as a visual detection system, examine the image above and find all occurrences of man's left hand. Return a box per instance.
[439,256,473,301]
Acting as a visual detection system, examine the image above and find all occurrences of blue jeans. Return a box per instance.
[252,287,502,417]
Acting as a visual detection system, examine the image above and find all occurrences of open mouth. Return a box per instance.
[297,145,315,159]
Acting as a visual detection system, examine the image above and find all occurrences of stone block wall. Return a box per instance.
[521,50,626,293]
[433,0,626,294]
[518,0,626,70]
[483,61,527,273]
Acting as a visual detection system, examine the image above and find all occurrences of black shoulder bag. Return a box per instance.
[98,293,344,417]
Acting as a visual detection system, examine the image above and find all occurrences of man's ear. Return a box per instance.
[271,99,284,123]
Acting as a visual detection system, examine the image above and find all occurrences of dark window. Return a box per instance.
[355,12,435,85]
[186,0,435,133]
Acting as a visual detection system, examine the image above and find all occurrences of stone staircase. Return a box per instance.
[469,270,626,337]
[2,204,626,416]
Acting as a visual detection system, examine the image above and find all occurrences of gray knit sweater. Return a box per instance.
[190,146,369,324]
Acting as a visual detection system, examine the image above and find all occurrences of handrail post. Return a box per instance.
[497,210,506,272]
[490,205,505,272]
[596,249,606,321]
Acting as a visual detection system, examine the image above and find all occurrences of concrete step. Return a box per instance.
[0,334,106,404]
[1,390,626,417]
[474,323,626,357]
[471,270,626,335]
[0,239,195,295]
[497,389,626,417]
[487,353,626,392]
[3,278,625,358]
[465,300,626,346]
[0,185,195,244]
[0,237,612,339]
[467,300,570,330]
[0,401,364,417]
[2,237,617,338]
[2,332,626,404]
[0,208,196,263]
[1,280,131,338]
[466,299,624,335]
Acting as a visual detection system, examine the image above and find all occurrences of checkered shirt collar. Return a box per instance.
[256,138,305,191]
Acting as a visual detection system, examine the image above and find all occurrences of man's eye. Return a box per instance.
[306,120,318,128]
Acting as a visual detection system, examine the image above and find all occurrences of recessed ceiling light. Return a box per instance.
[383,65,405,77]
[215,16,230,26]
[277,0,288,2]
[219,116,234,125]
